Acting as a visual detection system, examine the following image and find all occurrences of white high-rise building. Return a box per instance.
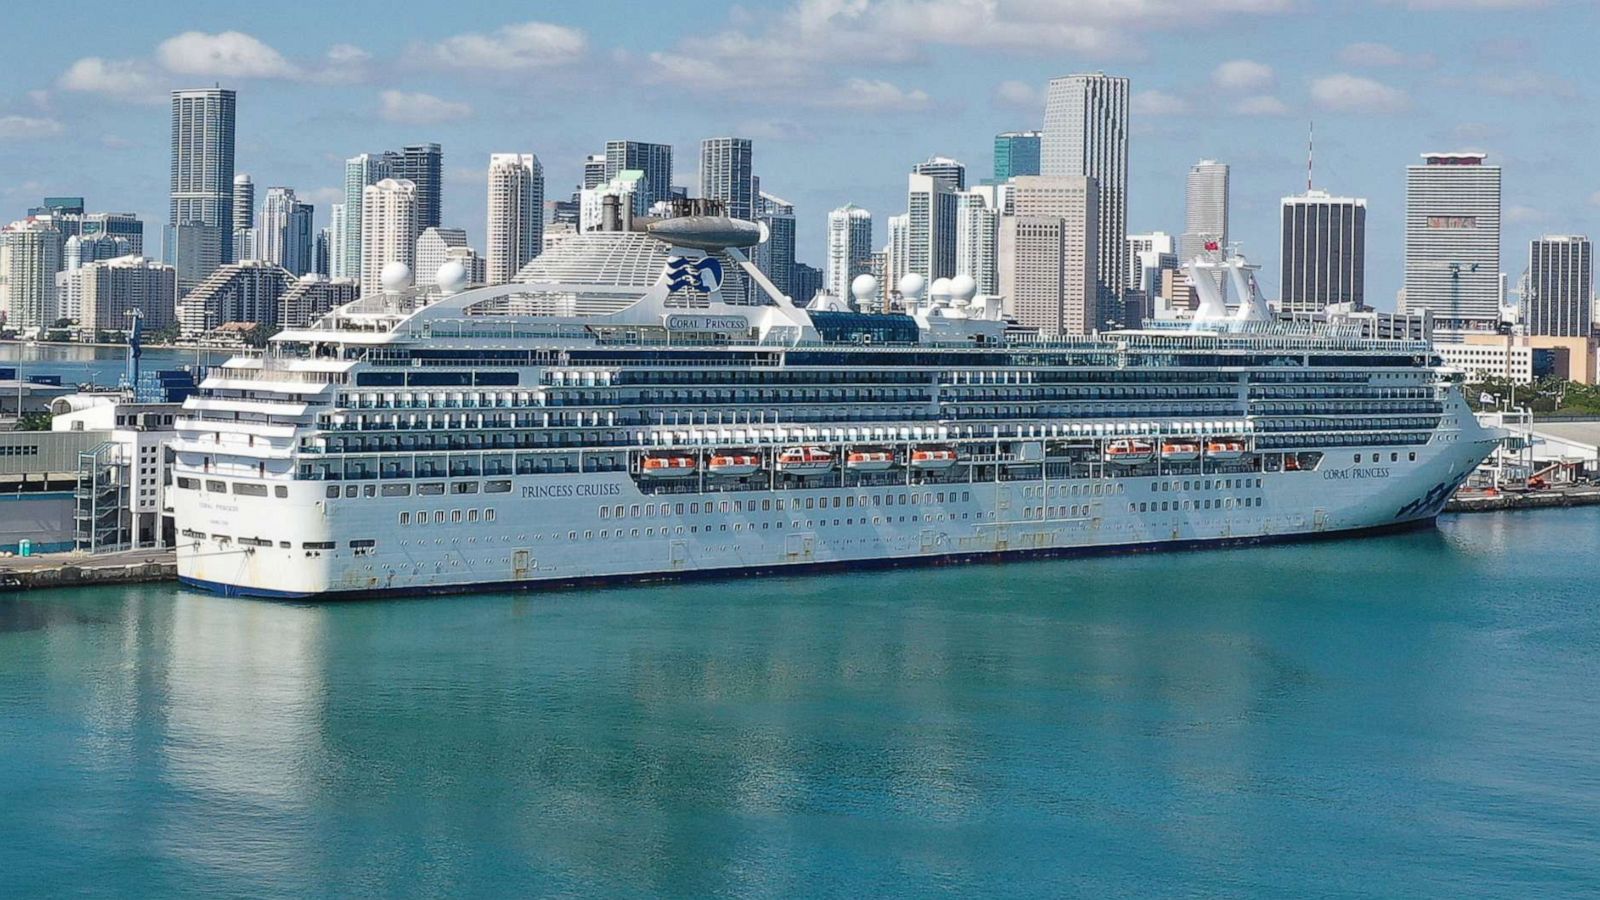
[580,171,644,233]
[1280,191,1367,313]
[258,187,315,276]
[582,153,607,190]
[328,204,347,281]
[956,188,1001,296]
[699,138,754,221]
[906,173,958,282]
[168,87,236,275]
[80,256,177,333]
[232,174,254,233]
[1526,235,1592,338]
[912,156,966,191]
[360,178,418,296]
[340,153,390,280]
[416,227,475,284]
[1126,232,1175,292]
[1042,72,1128,324]
[1000,176,1098,336]
[826,204,873,301]
[884,214,910,311]
[1402,152,1501,331]
[0,219,63,329]
[604,141,673,217]
[486,153,545,285]
[1181,160,1229,299]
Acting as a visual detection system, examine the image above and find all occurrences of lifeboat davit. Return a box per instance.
[776,446,835,476]
[1206,440,1248,461]
[1105,439,1155,465]
[909,448,958,470]
[707,453,762,477]
[1160,442,1201,463]
[641,455,697,478]
[846,449,896,472]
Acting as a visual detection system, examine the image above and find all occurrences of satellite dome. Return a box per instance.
[950,274,977,304]
[436,260,469,294]
[380,261,413,292]
[898,272,926,300]
[929,277,953,300]
[850,274,879,302]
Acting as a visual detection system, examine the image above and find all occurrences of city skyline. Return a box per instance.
[0,1,1593,308]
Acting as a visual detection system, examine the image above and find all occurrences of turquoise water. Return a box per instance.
[0,342,227,387]
[3,510,1598,897]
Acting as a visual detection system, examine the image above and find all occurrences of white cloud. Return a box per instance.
[1470,70,1577,97]
[1589,190,1600,208]
[0,115,64,140]
[301,187,346,207]
[57,57,165,102]
[315,44,373,84]
[379,91,474,124]
[157,31,299,79]
[1131,90,1189,116]
[1337,41,1437,67]
[1233,94,1289,116]
[1505,205,1545,224]
[815,78,931,111]
[993,79,1041,109]
[1386,0,1548,8]
[736,118,815,143]
[423,22,588,71]
[1310,73,1409,114]
[1212,59,1275,92]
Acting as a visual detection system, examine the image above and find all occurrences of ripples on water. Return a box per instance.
[2,511,1598,897]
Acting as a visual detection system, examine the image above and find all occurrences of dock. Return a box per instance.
[0,548,177,592]
[1446,485,1600,514]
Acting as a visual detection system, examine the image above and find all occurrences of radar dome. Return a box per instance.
[950,274,977,304]
[435,260,469,294]
[850,274,879,303]
[929,277,953,300]
[898,272,926,300]
[380,261,413,292]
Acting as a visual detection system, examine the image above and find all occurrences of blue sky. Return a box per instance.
[0,0,1593,307]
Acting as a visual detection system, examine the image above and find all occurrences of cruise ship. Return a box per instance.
[171,215,1500,598]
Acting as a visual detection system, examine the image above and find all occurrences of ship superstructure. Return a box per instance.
[172,217,1499,597]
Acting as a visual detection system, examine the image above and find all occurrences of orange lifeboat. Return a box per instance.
[1205,440,1248,461]
[707,453,762,477]
[909,448,958,471]
[1160,441,1201,463]
[1105,439,1155,465]
[846,449,896,472]
[776,446,835,476]
[641,455,697,478]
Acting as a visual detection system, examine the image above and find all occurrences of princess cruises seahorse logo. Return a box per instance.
[665,256,723,293]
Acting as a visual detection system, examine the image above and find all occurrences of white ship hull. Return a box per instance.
[176,432,1494,599]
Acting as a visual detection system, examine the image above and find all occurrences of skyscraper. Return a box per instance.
[360,178,418,296]
[486,153,544,285]
[906,173,958,282]
[1126,231,1175,293]
[582,153,607,190]
[328,204,346,279]
[1402,152,1501,330]
[604,140,673,217]
[80,256,177,333]
[993,131,1042,181]
[259,188,314,276]
[826,204,873,301]
[0,219,64,329]
[956,188,1000,296]
[416,227,473,283]
[1526,235,1592,337]
[389,143,443,230]
[913,156,966,191]
[340,153,389,280]
[80,213,143,256]
[791,262,823,306]
[699,138,755,221]
[752,192,796,300]
[1181,160,1229,298]
[1000,175,1098,336]
[1042,72,1128,325]
[314,227,331,277]
[232,174,255,232]
[168,87,236,286]
[1279,190,1367,313]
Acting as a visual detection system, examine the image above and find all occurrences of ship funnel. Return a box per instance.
[1187,257,1228,328]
